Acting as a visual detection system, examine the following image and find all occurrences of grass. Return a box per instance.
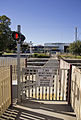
[32,53,50,58]
[57,54,81,59]
[3,52,14,55]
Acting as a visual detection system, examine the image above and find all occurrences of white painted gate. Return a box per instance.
[21,59,69,101]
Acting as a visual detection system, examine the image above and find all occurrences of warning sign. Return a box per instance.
[37,68,53,87]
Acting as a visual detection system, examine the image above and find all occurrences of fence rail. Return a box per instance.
[0,66,11,116]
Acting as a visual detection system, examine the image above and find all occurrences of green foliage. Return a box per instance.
[0,51,3,56]
[21,43,29,53]
[0,15,11,51]
[0,15,17,52]
[33,53,50,58]
[68,40,81,55]
[33,53,38,57]
[57,54,81,59]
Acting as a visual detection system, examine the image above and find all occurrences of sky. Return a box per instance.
[0,0,81,45]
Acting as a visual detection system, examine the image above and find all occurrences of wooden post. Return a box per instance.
[25,58,27,84]
[80,76,81,119]
[25,58,27,68]
[68,64,72,104]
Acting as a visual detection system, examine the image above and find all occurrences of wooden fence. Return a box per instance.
[60,58,81,120]
[0,57,25,67]
[0,66,11,116]
[71,65,81,120]
[0,57,25,82]
[0,57,26,116]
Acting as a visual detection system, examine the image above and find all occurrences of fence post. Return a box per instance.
[80,77,81,120]
[10,65,13,106]
[68,64,72,104]
[25,58,27,68]
[25,58,27,80]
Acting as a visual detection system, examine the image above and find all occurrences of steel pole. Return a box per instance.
[17,25,21,102]
[75,27,77,42]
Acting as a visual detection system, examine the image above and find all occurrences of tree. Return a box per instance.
[68,40,81,55]
[0,15,26,53]
[21,42,30,53]
[7,31,17,52]
[0,15,11,51]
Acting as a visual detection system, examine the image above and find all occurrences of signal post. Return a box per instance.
[17,25,21,103]
[12,25,25,102]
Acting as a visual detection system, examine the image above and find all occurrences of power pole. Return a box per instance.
[17,25,21,102]
[30,41,33,55]
[75,27,77,42]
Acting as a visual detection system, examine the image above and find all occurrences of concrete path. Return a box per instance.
[12,100,77,120]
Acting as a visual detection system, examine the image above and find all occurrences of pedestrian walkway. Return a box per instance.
[1,100,76,120]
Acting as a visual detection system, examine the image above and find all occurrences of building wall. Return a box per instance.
[44,43,70,52]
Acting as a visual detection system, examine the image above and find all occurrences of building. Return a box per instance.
[33,45,44,53]
[44,43,70,53]
[25,42,70,54]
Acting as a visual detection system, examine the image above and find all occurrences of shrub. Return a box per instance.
[33,53,50,58]
[0,52,3,56]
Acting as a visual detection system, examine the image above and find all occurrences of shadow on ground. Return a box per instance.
[10,100,76,120]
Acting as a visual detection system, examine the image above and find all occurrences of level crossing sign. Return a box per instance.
[37,68,54,87]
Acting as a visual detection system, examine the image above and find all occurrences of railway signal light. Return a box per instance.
[12,31,25,41]
[12,32,20,41]
[21,34,25,41]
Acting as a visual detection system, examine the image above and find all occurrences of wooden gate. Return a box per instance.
[21,67,69,101]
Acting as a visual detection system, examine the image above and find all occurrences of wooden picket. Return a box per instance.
[0,66,11,116]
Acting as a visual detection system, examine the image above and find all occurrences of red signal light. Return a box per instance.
[15,33,19,39]
[12,31,25,41]
[12,32,20,41]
